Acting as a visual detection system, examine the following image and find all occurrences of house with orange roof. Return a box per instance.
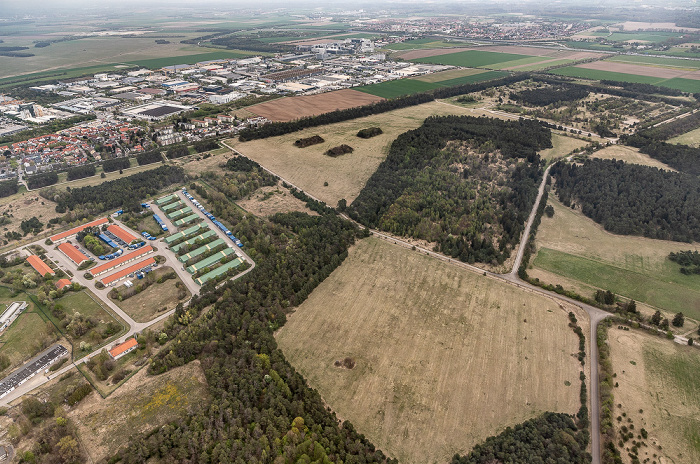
[55,279,72,290]
[108,338,138,360]
[26,255,55,277]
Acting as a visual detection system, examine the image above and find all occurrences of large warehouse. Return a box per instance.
[121,101,192,121]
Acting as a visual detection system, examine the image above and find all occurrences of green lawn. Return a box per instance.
[410,50,534,68]
[533,247,700,319]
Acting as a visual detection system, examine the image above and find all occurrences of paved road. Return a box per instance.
[225,138,606,463]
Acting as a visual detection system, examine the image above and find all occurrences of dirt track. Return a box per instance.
[248,89,385,122]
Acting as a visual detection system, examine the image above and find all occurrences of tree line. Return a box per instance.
[45,165,186,214]
[238,74,529,141]
[0,179,18,198]
[103,157,131,172]
[348,115,549,265]
[551,158,700,242]
[511,84,589,106]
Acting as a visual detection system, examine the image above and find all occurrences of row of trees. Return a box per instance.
[66,164,96,181]
[45,165,186,214]
[238,74,529,141]
[102,157,131,172]
[27,171,58,189]
[551,159,700,242]
[348,115,549,264]
[0,179,18,198]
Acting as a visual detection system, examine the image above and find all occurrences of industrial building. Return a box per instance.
[179,238,225,263]
[0,301,28,333]
[89,246,154,277]
[195,258,244,286]
[186,248,235,274]
[170,230,217,253]
[164,223,208,245]
[99,257,156,286]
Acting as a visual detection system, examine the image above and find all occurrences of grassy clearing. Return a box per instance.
[538,133,589,161]
[237,183,318,217]
[69,360,209,462]
[125,51,253,69]
[595,31,685,42]
[591,145,676,170]
[228,101,489,206]
[533,197,700,318]
[411,50,535,68]
[0,308,55,372]
[277,237,584,464]
[668,126,700,146]
[609,329,700,464]
[113,269,190,323]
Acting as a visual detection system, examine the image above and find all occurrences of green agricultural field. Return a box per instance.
[413,68,486,83]
[509,59,574,72]
[531,198,700,319]
[435,70,509,86]
[591,31,684,42]
[385,39,469,50]
[355,79,443,99]
[356,71,510,99]
[656,77,700,93]
[558,41,618,51]
[607,55,700,69]
[125,51,254,69]
[488,56,549,69]
[411,50,534,68]
[551,66,665,84]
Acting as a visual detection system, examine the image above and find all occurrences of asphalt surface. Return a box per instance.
[0,345,68,399]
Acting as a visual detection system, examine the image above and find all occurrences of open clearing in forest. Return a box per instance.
[608,329,700,464]
[114,267,191,323]
[228,101,500,206]
[591,145,676,170]
[668,126,700,147]
[247,89,385,122]
[237,182,318,217]
[69,360,208,462]
[276,237,584,464]
[531,197,700,319]
[538,134,589,160]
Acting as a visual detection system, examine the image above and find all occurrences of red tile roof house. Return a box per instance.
[108,338,138,360]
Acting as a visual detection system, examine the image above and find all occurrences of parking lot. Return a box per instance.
[0,345,68,399]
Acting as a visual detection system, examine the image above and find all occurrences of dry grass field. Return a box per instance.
[538,134,589,160]
[276,237,585,464]
[114,269,191,323]
[69,360,208,461]
[668,126,700,147]
[228,101,497,206]
[237,182,318,217]
[591,145,676,171]
[247,89,385,122]
[608,329,700,464]
[531,197,700,319]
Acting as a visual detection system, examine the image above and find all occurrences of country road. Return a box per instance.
[224,138,606,463]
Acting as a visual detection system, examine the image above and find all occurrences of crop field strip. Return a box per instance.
[356,70,509,98]
[277,237,585,464]
[551,66,700,93]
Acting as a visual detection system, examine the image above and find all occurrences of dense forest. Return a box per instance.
[136,150,164,165]
[348,116,549,264]
[511,85,589,106]
[551,159,700,242]
[102,157,131,172]
[0,179,18,198]
[66,164,96,181]
[44,165,185,214]
[450,413,590,464]
[27,171,58,189]
[238,75,528,141]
